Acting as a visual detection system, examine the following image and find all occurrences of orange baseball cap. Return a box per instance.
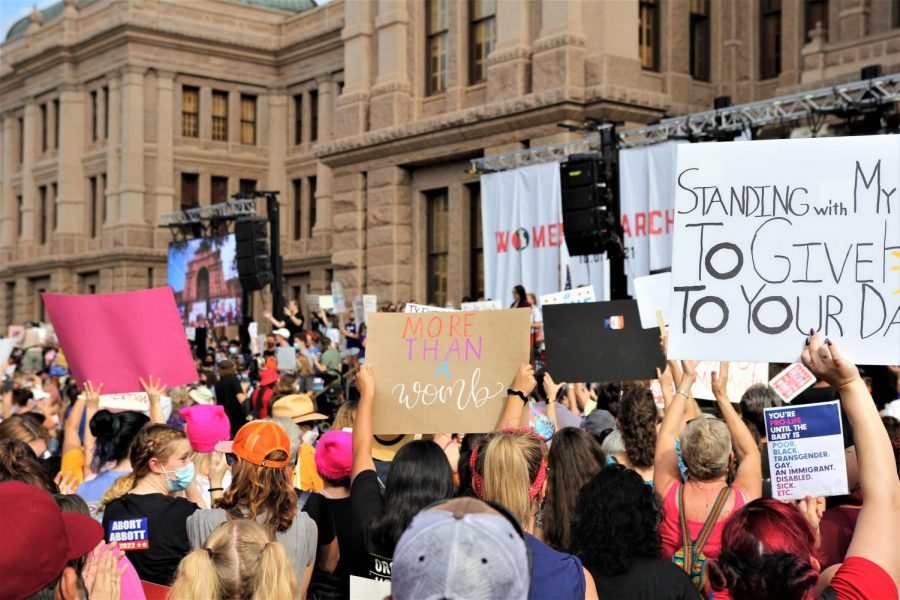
[215,421,291,468]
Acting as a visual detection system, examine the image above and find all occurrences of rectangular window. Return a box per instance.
[690,0,711,81]
[17,117,24,164]
[100,174,107,224]
[51,183,57,235]
[16,195,23,238]
[240,95,257,145]
[211,176,228,205]
[805,0,828,42]
[469,0,496,84]
[182,86,199,138]
[293,94,303,145]
[40,104,48,152]
[39,185,47,244]
[293,178,303,241]
[761,0,782,79]
[5,282,14,327]
[103,86,109,139]
[310,89,319,143]
[89,176,98,238]
[639,0,659,71]
[212,90,228,141]
[308,175,317,237]
[181,173,199,210]
[239,179,257,194]
[91,91,99,142]
[469,185,484,299]
[53,99,59,149]
[426,190,449,306]
[426,0,449,95]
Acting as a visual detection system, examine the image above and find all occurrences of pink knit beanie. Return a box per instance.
[315,430,353,481]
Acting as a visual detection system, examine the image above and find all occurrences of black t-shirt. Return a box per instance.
[215,374,245,437]
[350,469,392,580]
[305,494,363,599]
[102,493,198,586]
[585,557,698,600]
[301,491,336,547]
[286,311,305,339]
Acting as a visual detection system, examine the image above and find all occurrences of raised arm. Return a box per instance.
[710,362,762,500]
[262,310,286,329]
[351,364,375,482]
[654,360,698,498]
[802,333,900,583]
[82,381,102,478]
[495,363,536,430]
[542,372,565,431]
[139,376,166,425]
[62,395,86,454]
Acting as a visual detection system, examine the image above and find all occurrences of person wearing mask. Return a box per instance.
[0,481,126,600]
[341,310,362,369]
[571,465,698,599]
[171,520,297,600]
[654,360,761,599]
[314,338,342,385]
[187,420,318,596]
[214,360,247,437]
[351,365,455,581]
[709,334,899,600]
[541,427,605,551]
[101,424,201,585]
[616,387,658,486]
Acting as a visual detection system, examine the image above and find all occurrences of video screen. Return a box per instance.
[167,234,242,327]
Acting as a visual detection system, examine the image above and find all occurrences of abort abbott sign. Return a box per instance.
[669,135,900,365]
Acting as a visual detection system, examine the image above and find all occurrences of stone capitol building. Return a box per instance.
[1,0,899,325]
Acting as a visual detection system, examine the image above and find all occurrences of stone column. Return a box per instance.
[228,90,241,145]
[316,76,338,143]
[532,0,586,91]
[54,83,85,252]
[779,0,804,88]
[313,162,333,239]
[47,98,57,152]
[331,172,367,293]
[155,71,176,227]
[370,0,411,130]
[266,89,289,250]
[0,115,14,251]
[97,85,107,140]
[104,73,121,231]
[20,100,37,243]
[118,67,146,230]
[302,89,313,145]
[838,0,869,41]
[486,0,532,102]
[364,166,411,301]
[335,1,374,138]
[199,86,212,140]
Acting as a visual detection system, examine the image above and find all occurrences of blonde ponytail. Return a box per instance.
[100,472,138,507]
[168,548,221,600]
[481,430,546,526]
[253,540,298,600]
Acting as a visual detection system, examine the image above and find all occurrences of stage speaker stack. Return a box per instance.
[559,154,619,256]
[235,217,273,291]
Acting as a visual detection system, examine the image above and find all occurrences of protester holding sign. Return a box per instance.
[710,333,900,600]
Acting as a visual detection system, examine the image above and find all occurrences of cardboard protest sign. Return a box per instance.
[0,339,15,366]
[331,282,346,314]
[540,286,595,306]
[634,272,672,329]
[669,136,900,365]
[403,303,455,313]
[769,363,817,403]
[276,346,296,372]
[365,309,531,433]
[460,300,503,311]
[692,361,769,403]
[544,300,665,382]
[765,401,848,500]
[43,287,199,394]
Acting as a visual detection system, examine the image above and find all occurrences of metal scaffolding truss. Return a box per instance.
[159,198,258,228]
[470,73,900,172]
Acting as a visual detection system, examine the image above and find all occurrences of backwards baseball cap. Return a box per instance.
[181,405,231,453]
[0,481,104,599]
[215,421,291,468]
[391,497,530,600]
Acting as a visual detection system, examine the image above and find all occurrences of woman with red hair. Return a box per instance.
[710,332,899,600]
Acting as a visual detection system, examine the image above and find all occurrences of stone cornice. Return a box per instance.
[533,32,588,53]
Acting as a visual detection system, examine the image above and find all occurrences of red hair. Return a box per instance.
[709,498,819,600]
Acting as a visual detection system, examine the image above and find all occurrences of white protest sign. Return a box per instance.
[249,322,259,354]
[403,303,456,313]
[318,295,334,311]
[634,272,672,329]
[352,296,365,323]
[0,338,15,366]
[769,363,817,403]
[765,401,848,500]
[99,392,150,411]
[460,300,503,311]
[540,286,596,306]
[353,294,379,325]
[331,282,346,314]
[184,327,196,342]
[692,361,769,402]
[307,294,320,311]
[669,136,900,365]
[363,294,377,316]
[276,346,295,372]
[349,576,391,599]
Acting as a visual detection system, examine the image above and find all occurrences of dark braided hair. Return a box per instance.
[617,387,657,469]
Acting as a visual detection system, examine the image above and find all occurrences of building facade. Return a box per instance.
[1,0,899,326]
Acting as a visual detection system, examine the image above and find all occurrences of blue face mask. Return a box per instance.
[161,463,195,492]
[229,347,238,355]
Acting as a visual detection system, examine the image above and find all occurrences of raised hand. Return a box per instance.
[680,360,700,381]
[54,470,78,495]
[542,372,566,403]
[83,381,103,410]
[710,361,730,399]
[139,375,166,400]
[356,364,375,399]
[800,331,860,391]
[511,363,537,397]
[89,544,127,600]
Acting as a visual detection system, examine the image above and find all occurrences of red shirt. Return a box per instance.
[821,556,898,600]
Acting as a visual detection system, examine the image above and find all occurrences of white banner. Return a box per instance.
[669,136,900,365]
[540,286,596,306]
[460,300,503,311]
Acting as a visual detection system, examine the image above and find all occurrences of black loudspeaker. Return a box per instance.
[560,155,617,256]
[194,327,207,358]
[235,217,273,291]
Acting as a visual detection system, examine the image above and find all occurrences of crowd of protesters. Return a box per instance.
[1,286,899,600]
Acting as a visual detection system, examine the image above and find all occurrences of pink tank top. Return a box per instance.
[659,483,746,600]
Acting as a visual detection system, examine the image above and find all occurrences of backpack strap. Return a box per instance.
[677,483,733,576]
[694,486,732,553]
